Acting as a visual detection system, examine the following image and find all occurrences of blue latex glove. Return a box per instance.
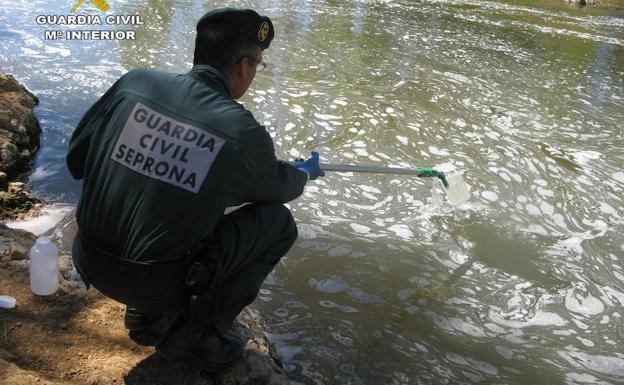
[294,151,325,180]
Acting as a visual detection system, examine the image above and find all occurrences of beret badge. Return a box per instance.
[258,21,270,42]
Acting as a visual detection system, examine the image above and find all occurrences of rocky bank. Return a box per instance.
[0,73,41,179]
[0,73,43,220]
[0,74,289,384]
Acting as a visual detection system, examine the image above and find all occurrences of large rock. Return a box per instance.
[0,73,42,219]
[0,222,36,264]
[0,181,42,221]
[0,73,41,178]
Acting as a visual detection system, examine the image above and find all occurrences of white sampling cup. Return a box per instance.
[29,236,59,296]
[444,173,472,206]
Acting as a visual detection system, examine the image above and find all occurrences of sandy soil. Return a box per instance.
[0,259,287,385]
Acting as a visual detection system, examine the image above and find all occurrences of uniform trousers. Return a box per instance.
[73,202,298,335]
[194,202,298,334]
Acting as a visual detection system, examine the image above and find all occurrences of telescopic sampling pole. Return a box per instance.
[290,162,449,187]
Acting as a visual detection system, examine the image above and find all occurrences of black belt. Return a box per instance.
[72,233,195,314]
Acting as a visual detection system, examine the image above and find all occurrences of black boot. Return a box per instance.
[156,319,243,372]
[124,307,153,331]
[125,307,178,346]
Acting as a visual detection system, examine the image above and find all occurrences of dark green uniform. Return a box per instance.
[68,65,307,332]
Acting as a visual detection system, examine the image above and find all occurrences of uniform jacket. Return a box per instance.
[67,65,307,262]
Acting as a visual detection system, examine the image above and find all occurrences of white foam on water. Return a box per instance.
[553,329,576,336]
[559,350,624,377]
[44,45,70,57]
[6,204,73,236]
[331,331,354,347]
[274,307,289,317]
[565,372,601,385]
[481,191,498,202]
[314,113,341,121]
[537,187,554,198]
[284,90,308,98]
[569,150,603,165]
[539,201,555,215]
[347,288,384,304]
[429,312,488,338]
[488,309,567,329]
[525,203,541,216]
[309,277,349,294]
[445,352,498,375]
[428,146,450,156]
[495,346,514,359]
[387,224,413,239]
[21,47,41,56]
[319,300,358,313]
[354,148,369,157]
[565,289,605,316]
[600,203,617,216]
[359,184,381,194]
[577,337,595,348]
[350,223,371,234]
[612,172,624,183]
[396,135,408,145]
[599,286,624,309]
[277,345,304,362]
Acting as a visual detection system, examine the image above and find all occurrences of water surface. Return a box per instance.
[2,0,624,384]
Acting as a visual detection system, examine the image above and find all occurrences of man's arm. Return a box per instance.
[242,126,308,203]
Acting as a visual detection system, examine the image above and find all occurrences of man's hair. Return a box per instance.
[193,23,258,74]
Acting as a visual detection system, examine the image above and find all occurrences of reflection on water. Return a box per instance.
[3,0,624,384]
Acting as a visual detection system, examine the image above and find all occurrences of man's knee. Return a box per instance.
[260,203,297,240]
[223,203,298,263]
[252,203,298,261]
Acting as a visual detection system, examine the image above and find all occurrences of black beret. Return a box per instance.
[196,8,274,50]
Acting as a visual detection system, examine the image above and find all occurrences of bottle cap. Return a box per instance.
[0,295,16,309]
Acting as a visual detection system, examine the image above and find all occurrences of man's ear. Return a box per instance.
[232,57,249,80]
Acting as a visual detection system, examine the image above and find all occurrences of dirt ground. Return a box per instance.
[0,259,287,385]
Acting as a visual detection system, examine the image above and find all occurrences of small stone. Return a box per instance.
[9,182,25,193]
[7,260,29,270]
[9,244,28,260]
[15,322,22,327]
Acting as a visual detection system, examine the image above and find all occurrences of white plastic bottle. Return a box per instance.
[29,236,59,296]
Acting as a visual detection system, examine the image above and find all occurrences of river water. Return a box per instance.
[2,0,624,384]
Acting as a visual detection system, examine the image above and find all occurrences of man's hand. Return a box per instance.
[294,151,325,180]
